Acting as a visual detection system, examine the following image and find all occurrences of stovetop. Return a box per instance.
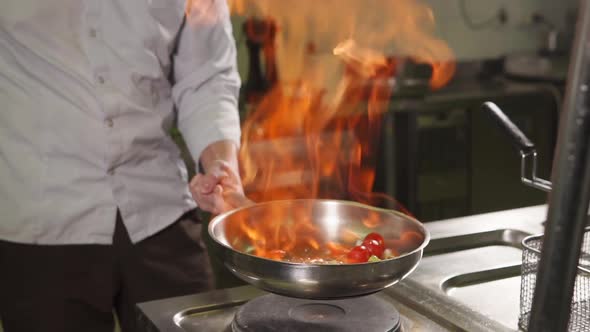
[136,285,449,332]
[137,206,549,332]
[232,293,402,332]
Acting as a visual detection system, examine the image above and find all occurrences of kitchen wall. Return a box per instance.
[230,0,579,70]
[226,0,571,221]
[423,0,578,60]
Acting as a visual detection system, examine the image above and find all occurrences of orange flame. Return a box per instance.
[189,0,454,261]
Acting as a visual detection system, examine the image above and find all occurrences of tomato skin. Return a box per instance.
[363,239,384,258]
[364,232,385,248]
[346,245,371,263]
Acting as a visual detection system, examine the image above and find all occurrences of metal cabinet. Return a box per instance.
[376,80,559,221]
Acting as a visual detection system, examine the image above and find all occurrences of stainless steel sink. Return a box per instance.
[442,265,522,328]
[425,229,529,255]
[384,228,534,331]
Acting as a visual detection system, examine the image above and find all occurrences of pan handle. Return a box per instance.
[481,101,535,153]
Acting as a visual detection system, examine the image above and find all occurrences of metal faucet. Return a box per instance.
[481,101,552,193]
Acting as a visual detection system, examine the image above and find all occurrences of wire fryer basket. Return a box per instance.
[519,227,590,331]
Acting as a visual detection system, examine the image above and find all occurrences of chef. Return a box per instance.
[0,0,248,331]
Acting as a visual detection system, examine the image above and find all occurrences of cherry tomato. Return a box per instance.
[346,245,371,263]
[364,232,385,248]
[363,238,384,258]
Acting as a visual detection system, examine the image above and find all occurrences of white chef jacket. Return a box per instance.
[0,0,241,244]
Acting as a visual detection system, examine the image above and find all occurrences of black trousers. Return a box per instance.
[0,210,213,332]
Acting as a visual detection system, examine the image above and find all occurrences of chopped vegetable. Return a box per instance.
[383,248,399,259]
[368,255,381,262]
[250,230,410,264]
[396,231,423,252]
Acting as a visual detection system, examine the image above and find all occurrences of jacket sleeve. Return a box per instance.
[172,0,241,165]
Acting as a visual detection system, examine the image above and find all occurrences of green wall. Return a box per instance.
[230,0,579,70]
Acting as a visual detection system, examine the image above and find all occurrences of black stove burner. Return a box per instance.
[231,293,401,332]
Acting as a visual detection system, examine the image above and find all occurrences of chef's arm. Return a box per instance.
[199,140,240,177]
[171,0,241,171]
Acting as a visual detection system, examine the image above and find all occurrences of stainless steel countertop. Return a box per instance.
[425,204,546,239]
[137,286,452,331]
[137,205,548,332]
[383,204,547,332]
[384,205,547,331]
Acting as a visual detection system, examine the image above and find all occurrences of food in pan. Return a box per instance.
[243,230,424,264]
[224,204,425,265]
[346,232,386,263]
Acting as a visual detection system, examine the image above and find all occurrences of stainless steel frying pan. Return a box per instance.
[208,199,429,299]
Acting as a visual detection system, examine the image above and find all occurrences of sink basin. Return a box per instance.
[401,228,533,330]
[380,206,547,332]
[425,229,529,256]
[442,265,522,328]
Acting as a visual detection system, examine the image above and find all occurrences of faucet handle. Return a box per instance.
[481,101,552,192]
[482,101,536,153]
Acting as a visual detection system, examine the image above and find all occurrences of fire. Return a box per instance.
[187,0,454,261]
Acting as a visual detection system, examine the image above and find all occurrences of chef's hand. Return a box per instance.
[189,160,252,215]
